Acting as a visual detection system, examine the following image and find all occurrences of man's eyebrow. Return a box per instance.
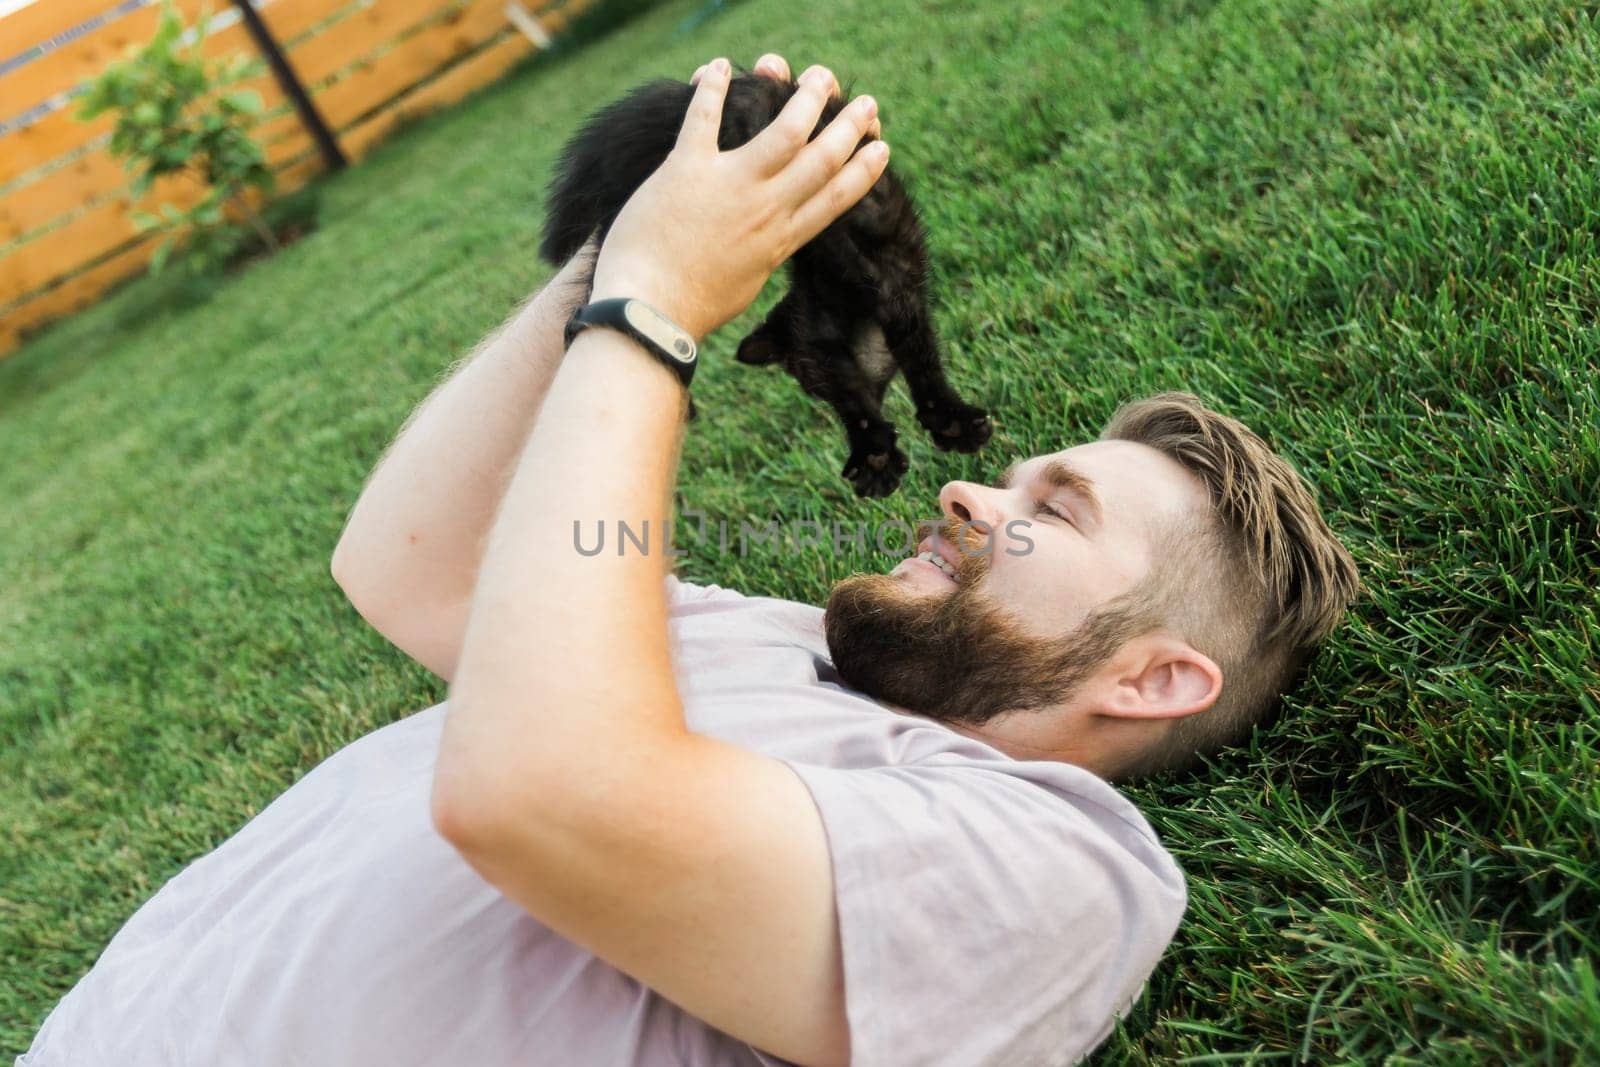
[1038,459,1105,526]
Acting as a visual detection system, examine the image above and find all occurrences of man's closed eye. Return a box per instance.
[1034,498,1075,526]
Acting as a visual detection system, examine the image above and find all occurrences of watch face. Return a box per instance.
[623,301,696,364]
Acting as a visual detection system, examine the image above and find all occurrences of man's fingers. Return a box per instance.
[698,54,788,85]
[677,57,731,153]
[744,65,838,174]
[753,53,790,81]
[789,141,890,247]
[777,93,879,203]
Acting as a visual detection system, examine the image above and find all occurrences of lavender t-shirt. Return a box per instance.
[20,577,1186,1066]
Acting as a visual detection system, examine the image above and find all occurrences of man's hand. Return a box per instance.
[589,56,889,341]
[693,53,881,140]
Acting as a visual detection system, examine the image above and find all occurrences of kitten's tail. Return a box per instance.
[538,80,700,265]
[538,199,599,265]
[539,76,798,266]
[537,153,616,265]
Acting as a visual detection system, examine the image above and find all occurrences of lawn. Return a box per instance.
[3,0,1597,1060]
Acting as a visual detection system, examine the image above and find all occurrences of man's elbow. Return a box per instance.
[330,541,395,647]
[429,733,506,854]
[428,709,531,851]
[429,769,483,853]
[428,741,546,874]
[329,530,375,612]
[429,711,663,863]
[329,530,464,680]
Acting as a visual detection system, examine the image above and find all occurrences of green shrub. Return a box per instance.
[76,0,279,276]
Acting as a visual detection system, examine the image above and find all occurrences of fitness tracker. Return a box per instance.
[564,298,698,388]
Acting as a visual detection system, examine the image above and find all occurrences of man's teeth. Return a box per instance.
[917,550,957,579]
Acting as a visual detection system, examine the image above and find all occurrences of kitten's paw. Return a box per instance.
[842,440,911,498]
[919,401,993,453]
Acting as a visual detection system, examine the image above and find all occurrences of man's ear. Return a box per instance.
[1098,633,1222,721]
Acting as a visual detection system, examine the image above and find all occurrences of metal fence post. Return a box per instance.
[228,0,347,172]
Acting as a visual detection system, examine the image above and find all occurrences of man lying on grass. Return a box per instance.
[21,53,1358,1067]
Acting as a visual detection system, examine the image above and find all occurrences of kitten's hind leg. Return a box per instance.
[789,340,909,498]
[881,308,992,453]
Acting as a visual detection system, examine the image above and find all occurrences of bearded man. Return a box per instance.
[20,54,1358,1067]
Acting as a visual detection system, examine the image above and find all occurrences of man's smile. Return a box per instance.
[895,551,957,589]
[888,530,974,589]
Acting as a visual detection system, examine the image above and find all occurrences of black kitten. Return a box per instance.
[539,72,992,497]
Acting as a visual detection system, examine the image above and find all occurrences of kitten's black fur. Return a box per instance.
[539,72,991,497]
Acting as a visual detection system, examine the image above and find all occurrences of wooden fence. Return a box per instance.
[0,0,593,356]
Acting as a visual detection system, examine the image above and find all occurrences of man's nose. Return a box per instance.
[939,480,1004,532]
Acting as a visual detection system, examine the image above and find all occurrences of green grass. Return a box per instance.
[3,0,1597,1060]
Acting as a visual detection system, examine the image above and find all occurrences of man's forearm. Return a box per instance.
[432,320,850,1066]
[437,325,688,809]
[331,252,592,679]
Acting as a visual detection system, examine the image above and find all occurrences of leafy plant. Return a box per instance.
[76,0,279,276]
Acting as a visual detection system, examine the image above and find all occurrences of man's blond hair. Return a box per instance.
[1100,392,1361,775]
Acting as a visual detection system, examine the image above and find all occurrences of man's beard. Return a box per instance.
[823,521,1156,726]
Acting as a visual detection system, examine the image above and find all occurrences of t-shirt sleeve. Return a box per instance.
[784,759,1187,1067]
[664,571,743,609]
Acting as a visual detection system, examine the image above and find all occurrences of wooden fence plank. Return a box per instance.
[0,235,160,353]
[0,100,306,243]
[0,92,292,196]
[0,0,393,241]
[0,0,130,60]
[0,108,117,193]
[250,99,319,147]
[0,99,321,251]
[274,149,324,187]
[0,0,458,202]
[0,0,213,107]
[0,31,291,188]
[263,124,315,165]
[0,0,356,103]
[338,27,534,162]
[1,0,585,357]
[257,0,361,44]
[529,0,589,42]
[0,144,130,243]
[217,0,455,125]
[0,158,318,353]
[278,0,456,87]
[121,0,374,111]
[0,170,206,303]
[252,0,512,145]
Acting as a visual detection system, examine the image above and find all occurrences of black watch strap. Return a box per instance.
[564,298,697,388]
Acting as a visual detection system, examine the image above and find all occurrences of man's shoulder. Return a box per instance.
[885,750,1186,900]
[981,755,1185,878]
[784,749,1187,1065]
